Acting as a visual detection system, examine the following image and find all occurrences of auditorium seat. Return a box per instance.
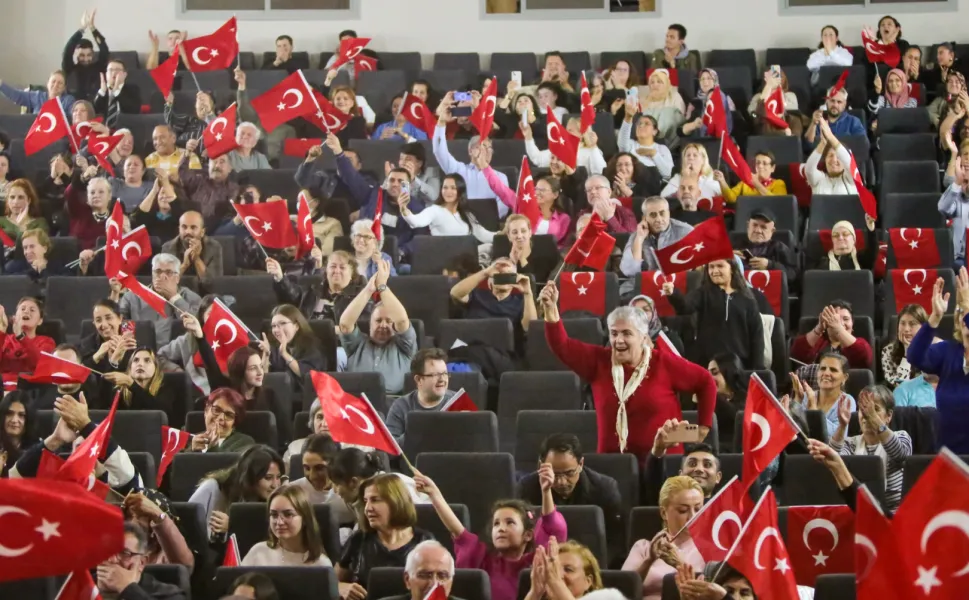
[807,195,868,232]
[402,371,489,410]
[526,318,604,371]
[187,410,279,450]
[880,160,941,195]
[490,52,538,80]
[388,275,453,339]
[438,318,514,354]
[627,506,664,549]
[497,371,583,454]
[0,276,44,317]
[434,52,481,71]
[800,270,875,320]
[415,452,515,531]
[733,195,799,235]
[583,453,641,513]
[879,133,937,163]
[411,235,478,275]
[814,573,856,600]
[746,135,803,165]
[415,503,470,556]
[419,69,471,94]
[143,564,191,597]
[228,502,341,562]
[403,411,500,457]
[550,51,592,72]
[780,454,885,506]
[379,51,423,73]
[348,138,406,172]
[877,107,932,134]
[881,194,947,229]
[214,566,339,600]
[555,505,608,566]
[170,452,240,501]
[514,410,597,473]
[36,409,167,466]
[206,275,277,331]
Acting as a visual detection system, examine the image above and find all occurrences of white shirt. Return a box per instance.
[805,145,858,195]
[241,541,333,567]
[807,46,854,72]
[617,120,674,177]
[401,204,495,243]
[660,173,721,200]
[525,139,607,175]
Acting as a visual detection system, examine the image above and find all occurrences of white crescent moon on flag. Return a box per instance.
[712,511,743,551]
[547,123,564,145]
[570,271,594,286]
[37,113,56,134]
[51,372,72,381]
[323,112,343,132]
[669,245,696,265]
[920,510,969,576]
[753,527,782,570]
[210,116,228,135]
[747,270,771,290]
[192,46,212,65]
[485,95,497,118]
[855,533,878,581]
[283,88,304,109]
[750,413,772,452]
[0,506,34,557]
[121,241,142,261]
[345,45,364,60]
[107,219,121,237]
[213,319,238,345]
[903,269,927,287]
[409,104,424,121]
[243,216,263,237]
[803,518,840,551]
[342,404,375,434]
[94,141,110,154]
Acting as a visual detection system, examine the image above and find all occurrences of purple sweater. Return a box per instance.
[453,510,567,600]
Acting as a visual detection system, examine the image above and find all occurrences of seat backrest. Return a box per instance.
[583,453,640,512]
[901,454,969,498]
[143,564,190,595]
[438,318,514,353]
[379,52,423,72]
[214,566,339,600]
[187,410,278,450]
[402,372,488,410]
[415,452,515,531]
[526,318,604,371]
[880,160,941,194]
[733,195,798,234]
[882,194,947,229]
[128,452,157,489]
[878,107,932,133]
[800,270,876,319]
[556,505,608,566]
[433,52,481,71]
[170,452,241,501]
[628,506,664,549]
[746,135,803,165]
[86,409,165,465]
[414,503,471,556]
[411,235,479,276]
[348,138,406,172]
[514,410,597,473]
[813,574,856,600]
[388,275,453,339]
[781,454,885,506]
[403,411,499,457]
[808,195,868,231]
[497,372,582,454]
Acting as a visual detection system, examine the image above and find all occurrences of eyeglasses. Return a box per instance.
[269,510,300,521]
[419,372,449,380]
[207,406,236,421]
[152,269,177,277]
[118,549,146,561]
[585,185,610,193]
[415,571,453,582]
[354,234,376,242]
[553,467,580,480]
[271,321,294,329]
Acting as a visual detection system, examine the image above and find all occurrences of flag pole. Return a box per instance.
[214,297,258,342]
[231,204,272,260]
[360,392,417,474]
[55,95,80,154]
[188,68,202,91]
[670,475,740,540]
[296,69,327,132]
[716,131,725,171]
[65,245,105,269]
[709,485,774,583]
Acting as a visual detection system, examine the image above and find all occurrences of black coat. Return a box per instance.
[668,285,766,370]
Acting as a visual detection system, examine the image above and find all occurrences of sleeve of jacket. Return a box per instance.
[841,337,873,368]
[62,30,84,73]
[667,288,701,315]
[790,333,821,364]
[92,29,109,71]
[767,242,799,284]
[273,275,306,307]
[205,240,224,278]
[197,334,231,390]
[335,153,374,207]
[606,205,637,233]
[385,397,408,446]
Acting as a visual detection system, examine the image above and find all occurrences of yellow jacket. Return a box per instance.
[722,179,788,204]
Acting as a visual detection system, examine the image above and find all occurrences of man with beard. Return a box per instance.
[731,208,798,285]
[338,257,416,394]
[177,151,238,231]
[62,9,110,101]
[386,348,459,448]
[619,196,693,275]
[669,172,717,226]
[804,86,864,147]
[644,419,724,502]
[161,210,223,282]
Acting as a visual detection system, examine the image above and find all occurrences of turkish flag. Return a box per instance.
[307,88,352,135]
[36,450,111,500]
[72,116,104,143]
[58,392,120,484]
[892,449,969,600]
[890,269,938,313]
[56,569,101,600]
[117,273,169,316]
[655,330,680,357]
[909,82,923,105]
[400,93,437,139]
[745,270,783,317]
[371,189,384,242]
[21,351,92,384]
[87,131,124,176]
[203,103,240,160]
[311,371,400,455]
[546,108,579,170]
[764,85,788,129]
[181,17,238,72]
[703,86,728,139]
[516,156,541,230]
[563,214,615,271]
[250,70,317,133]
[655,217,734,275]
[861,29,901,68]
[874,241,888,279]
[203,298,253,373]
[354,54,378,75]
[787,163,813,208]
[223,533,242,567]
[558,271,607,315]
[888,228,941,268]
[0,478,124,582]
[284,138,323,158]
[696,195,725,215]
[442,389,478,412]
[856,484,906,600]
[728,488,800,600]
[786,505,855,585]
[330,37,372,70]
[848,152,877,219]
[828,69,850,98]
[720,134,755,188]
[103,201,125,278]
[156,426,191,487]
[424,583,448,600]
[819,228,865,252]
[646,68,679,86]
[0,229,14,248]
[106,224,152,279]
[233,201,298,249]
[579,72,596,134]
[296,191,315,260]
[741,374,798,488]
[24,98,72,155]
[640,270,686,317]
[471,77,498,140]
[687,475,746,562]
[150,45,180,99]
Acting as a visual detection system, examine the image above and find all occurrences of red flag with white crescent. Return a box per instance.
[726,488,800,600]
[861,28,900,68]
[890,269,938,313]
[203,298,253,373]
[296,191,315,259]
[888,228,941,268]
[181,17,239,72]
[471,77,498,140]
[250,71,317,133]
[640,271,687,317]
[546,108,579,170]
[24,98,72,156]
[156,426,191,487]
[558,271,606,315]
[87,131,124,176]
[21,352,92,385]
[515,156,541,231]
[764,85,788,129]
[687,475,747,562]
[311,371,400,455]
[150,45,180,99]
[371,189,384,242]
[579,71,596,134]
[330,37,372,70]
[786,505,855,585]
[233,200,298,249]
[655,217,734,275]
[702,86,728,139]
[203,103,240,159]
[400,93,436,139]
[741,374,799,489]
[745,269,783,317]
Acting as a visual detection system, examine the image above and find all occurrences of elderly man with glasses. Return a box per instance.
[583,174,637,233]
[96,522,188,599]
[119,253,202,346]
[386,348,461,448]
[395,540,463,600]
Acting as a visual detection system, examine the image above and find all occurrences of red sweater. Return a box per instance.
[789,333,873,368]
[64,183,108,250]
[545,319,716,462]
[0,332,56,375]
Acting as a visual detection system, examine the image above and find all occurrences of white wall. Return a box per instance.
[2,0,965,85]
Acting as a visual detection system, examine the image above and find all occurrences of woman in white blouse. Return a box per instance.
[807,25,854,73]
[537,81,569,123]
[242,483,332,567]
[805,117,858,195]
[398,174,495,243]
[522,116,607,175]
[660,144,720,200]
[619,103,674,177]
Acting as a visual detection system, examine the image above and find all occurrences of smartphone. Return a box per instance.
[120,320,136,336]
[492,273,518,285]
[770,64,781,78]
[453,91,472,103]
[666,422,702,444]
[742,249,754,260]
[625,88,638,103]
[400,181,410,196]
[521,110,529,128]
[511,71,522,86]
[451,106,473,117]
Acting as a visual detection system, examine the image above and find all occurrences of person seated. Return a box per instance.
[146,124,203,177]
[704,354,749,450]
[807,25,854,73]
[619,196,692,274]
[501,215,558,283]
[177,150,238,232]
[523,117,607,176]
[901,45,924,88]
[386,348,461,447]
[232,68,295,163]
[102,348,175,416]
[483,170,572,250]
[804,120,861,195]
[187,387,258,454]
[261,304,327,391]
[869,68,917,132]
[228,122,271,172]
[94,59,141,127]
[120,253,203,347]
[265,35,309,73]
[637,70,686,144]
[373,96,429,143]
[581,174,637,234]
[731,209,799,284]
[0,393,32,478]
[940,158,969,267]
[792,352,857,438]
[338,258,416,395]
[316,77,369,143]
[628,295,685,354]
[536,81,569,124]
[161,211,223,283]
[188,444,282,543]
[242,483,333,566]
[622,475,706,600]
[0,69,74,114]
[0,296,56,377]
[605,152,663,206]
[133,173,185,243]
[675,560,782,600]
[804,86,865,147]
[661,144,720,200]
[619,109,673,177]
[680,69,735,140]
[3,228,68,280]
[394,541,462,600]
[665,260,765,369]
[713,151,788,203]
[813,218,877,271]
[517,433,623,563]
[95,523,188,600]
[923,41,969,99]
[650,24,700,71]
[792,301,873,379]
[668,173,717,226]
[882,304,936,390]
[163,91,216,155]
[604,59,639,92]
[929,72,967,130]
[287,434,353,522]
[63,171,113,251]
[19,343,105,411]
[97,128,136,174]
[348,220,398,279]
[495,89,547,144]
[272,250,368,323]
[122,489,195,569]
[157,295,217,396]
[537,51,575,91]
[0,179,48,243]
[748,68,799,136]
[400,174,496,244]
[62,10,109,101]
[894,372,939,408]
[396,142,441,203]
[323,29,362,78]
[110,155,154,213]
[337,474,436,600]
[229,572,280,600]
[450,258,537,341]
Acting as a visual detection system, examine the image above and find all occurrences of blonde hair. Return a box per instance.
[327,250,359,279]
[559,540,603,592]
[20,227,50,249]
[503,214,532,235]
[645,69,678,107]
[681,143,712,177]
[266,484,326,563]
[658,475,703,524]
[122,348,163,405]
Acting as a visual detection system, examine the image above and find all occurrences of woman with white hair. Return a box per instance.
[539,282,716,464]
[64,171,113,250]
[228,122,271,172]
[350,219,397,279]
[813,218,877,270]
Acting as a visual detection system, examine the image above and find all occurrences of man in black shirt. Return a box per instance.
[732,208,799,286]
[265,35,310,73]
[62,9,109,101]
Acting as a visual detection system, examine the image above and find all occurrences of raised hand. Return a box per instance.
[930,277,950,325]
[837,394,852,428]
[538,281,558,308]
[538,462,554,492]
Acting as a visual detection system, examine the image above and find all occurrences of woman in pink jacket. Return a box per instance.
[480,165,572,249]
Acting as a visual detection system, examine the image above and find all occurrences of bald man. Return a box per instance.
[146,125,201,174]
[161,210,223,281]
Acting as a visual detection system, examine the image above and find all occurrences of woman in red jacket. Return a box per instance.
[0,296,56,376]
[539,281,717,464]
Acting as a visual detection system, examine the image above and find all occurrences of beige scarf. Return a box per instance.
[611,347,652,452]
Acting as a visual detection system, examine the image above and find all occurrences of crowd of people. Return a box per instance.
[0,8,966,600]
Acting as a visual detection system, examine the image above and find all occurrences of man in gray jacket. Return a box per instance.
[386,348,459,449]
[620,195,693,275]
[939,165,969,268]
[119,253,201,346]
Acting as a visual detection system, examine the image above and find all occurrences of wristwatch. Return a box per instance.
[376,284,388,293]
[878,423,888,434]
[152,513,168,526]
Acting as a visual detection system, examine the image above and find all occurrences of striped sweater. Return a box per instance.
[830,429,912,514]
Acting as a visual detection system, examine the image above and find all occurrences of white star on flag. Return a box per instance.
[305,234,312,243]
[812,551,828,566]
[773,558,790,574]
[211,49,220,57]
[277,102,286,111]
[577,285,588,295]
[914,565,942,595]
[910,240,919,249]
[215,133,223,141]
[211,340,221,350]
[694,242,705,252]
[262,222,272,232]
[35,519,61,541]
[522,193,531,202]
[111,240,119,249]
[316,110,324,120]
[913,285,923,295]
[89,442,100,457]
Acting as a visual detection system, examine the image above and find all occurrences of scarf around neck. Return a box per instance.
[611,346,652,452]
